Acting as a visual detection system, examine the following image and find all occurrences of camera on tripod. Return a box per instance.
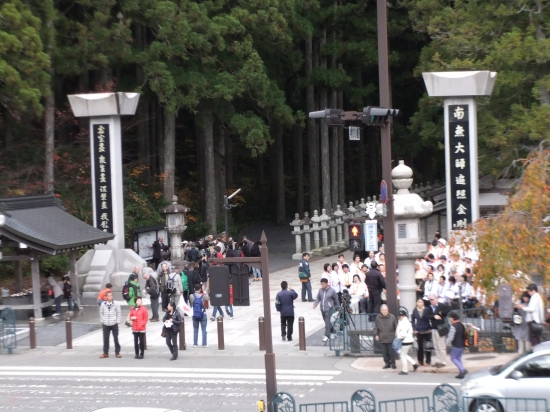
[341,289,353,313]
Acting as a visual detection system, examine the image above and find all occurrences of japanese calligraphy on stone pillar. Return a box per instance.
[93,124,113,233]
[448,105,472,230]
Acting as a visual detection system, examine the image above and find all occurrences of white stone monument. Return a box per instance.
[68,92,147,299]
[422,71,497,232]
[379,161,433,313]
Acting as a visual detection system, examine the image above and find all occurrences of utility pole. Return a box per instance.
[377,0,398,315]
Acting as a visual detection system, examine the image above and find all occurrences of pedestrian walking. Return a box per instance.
[365,261,386,315]
[62,275,74,315]
[249,240,262,281]
[445,310,468,379]
[180,266,191,304]
[46,274,63,317]
[512,291,531,354]
[396,310,418,375]
[190,284,209,348]
[412,299,432,366]
[299,252,313,302]
[97,283,112,306]
[127,273,141,307]
[275,281,298,341]
[374,304,397,369]
[427,294,451,368]
[162,301,182,360]
[312,278,340,342]
[517,283,545,347]
[130,297,148,359]
[164,267,183,309]
[143,271,160,321]
[99,291,121,358]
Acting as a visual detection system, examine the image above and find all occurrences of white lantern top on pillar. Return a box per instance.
[422,71,497,97]
[68,92,140,117]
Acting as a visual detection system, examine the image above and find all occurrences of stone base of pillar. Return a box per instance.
[292,253,303,261]
[336,241,346,248]
[320,247,332,256]
[312,247,322,255]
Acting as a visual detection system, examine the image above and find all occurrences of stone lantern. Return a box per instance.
[378,161,433,314]
[163,195,189,263]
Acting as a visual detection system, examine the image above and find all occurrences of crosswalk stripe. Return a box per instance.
[0,366,340,376]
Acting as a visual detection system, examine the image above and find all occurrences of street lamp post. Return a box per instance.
[163,195,189,263]
[223,188,241,241]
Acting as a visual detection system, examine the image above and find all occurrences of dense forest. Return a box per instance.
[1,0,549,240]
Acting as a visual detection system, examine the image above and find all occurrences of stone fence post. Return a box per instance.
[311,210,322,255]
[291,213,303,260]
[319,209,330,255]
[302,212,312,253]
[328,209,338,252]
[334,205,345,248]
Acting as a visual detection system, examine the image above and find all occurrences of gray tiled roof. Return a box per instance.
[0,194,114,254]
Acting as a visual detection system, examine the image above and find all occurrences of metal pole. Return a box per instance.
[259,232,277,410]
[217,316,225,350]
[299,317,306,351]
[66,316,73,349]
[377,0,398,316]
[143,332,148,351]
[258,316,266,351]
[179,320,186,350]
[29,317,36,349]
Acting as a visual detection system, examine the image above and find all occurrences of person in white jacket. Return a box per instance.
[517,283,545,346]
[396,310,418,375]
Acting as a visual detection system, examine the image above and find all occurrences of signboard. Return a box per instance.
[364,221,378,251]
[349,126,360,141]
[92,124,113,233]
[136,229,168,261]
[448,105,473,230]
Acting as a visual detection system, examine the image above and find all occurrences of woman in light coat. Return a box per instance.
[396,310,418,375]
[513,291,531,354]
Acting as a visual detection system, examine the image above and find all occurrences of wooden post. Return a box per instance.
[299,317,306,351]
[179,321,186,350]
[66,316,73,349]
[217,316,225,350]
[29,317,36,349]
[30,253,43,320]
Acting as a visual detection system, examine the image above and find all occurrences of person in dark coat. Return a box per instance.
[412,298,432,366]
[299,252,313,302]
[150,236,165,269]
[374,304,397,369]
[365,261,386,315]
[186,242,199,262]
[275,281,299,341]
[163,301,182,360]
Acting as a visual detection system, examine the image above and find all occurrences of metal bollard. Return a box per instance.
[29,317,36,349]
[179,320,186,350]
[258,316,266,351]
[217,316,225,350]
[143,332,147,351]
[65,316,73,349]
[299,317,306,351]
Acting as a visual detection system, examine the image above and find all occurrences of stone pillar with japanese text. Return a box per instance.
[68,93,147,301]
[422,71,497,232]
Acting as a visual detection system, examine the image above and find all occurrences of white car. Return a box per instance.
[461,341,550,412]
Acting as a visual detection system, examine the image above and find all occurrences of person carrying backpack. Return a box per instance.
[189,284,210,347]
[126,274,141,307]
[445,310,468,379]
[165,269,183,309]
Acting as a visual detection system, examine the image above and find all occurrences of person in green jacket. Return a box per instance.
[180,269,190,304]
[128,274,141,307]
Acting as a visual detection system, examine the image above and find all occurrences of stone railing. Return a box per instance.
[290,197,381,260]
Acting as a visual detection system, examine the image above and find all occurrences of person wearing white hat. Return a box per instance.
[436,238,449,260]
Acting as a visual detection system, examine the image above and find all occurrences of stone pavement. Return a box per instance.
[29,250,356,351]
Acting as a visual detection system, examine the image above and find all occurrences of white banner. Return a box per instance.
[364,221,378,252]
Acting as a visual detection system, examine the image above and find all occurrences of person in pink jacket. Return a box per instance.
[130,297,148,359]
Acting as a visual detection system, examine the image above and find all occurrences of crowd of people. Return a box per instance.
[98,233,261,360]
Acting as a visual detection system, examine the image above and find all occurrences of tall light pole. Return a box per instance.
[223,188,241,241]
[377,0,398,316]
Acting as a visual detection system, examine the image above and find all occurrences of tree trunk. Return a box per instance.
[338,88,345,206]
[216,125,226,215]
[44,72,55,193]
[330,88,338,211]
[320,29,331,212]
[274,123,286,225]
[135,23,150,179]
[536,21,550,104]
[368,126,378,191]
[358,128,367,199]
[201,106,217,234]
[226,133,234,188]
[149,101,157,176]
[196,120,205,214]
[293,124,304,215]
[306,33,320,213]
[157,102,164,175]
[163,109,176,201]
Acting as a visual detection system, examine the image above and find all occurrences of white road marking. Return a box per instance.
[328,380,461,386]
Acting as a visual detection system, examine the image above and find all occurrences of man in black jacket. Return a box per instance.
[150,236,165,269]
[426,294,451,368]
[299,252,313,302]
[186,242,199,262]
[365,261,386,314]
[275,281,299,341]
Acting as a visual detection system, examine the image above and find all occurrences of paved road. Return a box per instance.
[0,350,462,412]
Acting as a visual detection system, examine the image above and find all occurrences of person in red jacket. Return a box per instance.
[130,297,148,359]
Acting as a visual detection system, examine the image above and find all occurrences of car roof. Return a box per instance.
[533,341,550,353]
